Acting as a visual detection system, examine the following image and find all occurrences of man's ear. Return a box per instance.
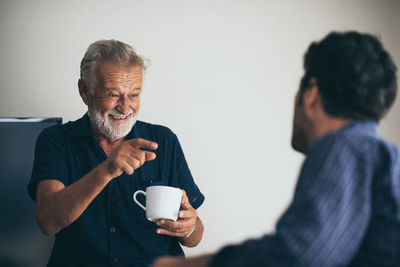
[302,77,322,118]
[78,79,90,106]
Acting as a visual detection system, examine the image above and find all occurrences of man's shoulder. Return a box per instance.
[33,123,68,150]
[135,120,172,132]
[38,116,89,143]
[310,121,398,160]
[340,122,398,153]
[134,120,177,140]
[39,123,65,137]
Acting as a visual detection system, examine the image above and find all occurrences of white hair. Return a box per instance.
[80,39,147,94]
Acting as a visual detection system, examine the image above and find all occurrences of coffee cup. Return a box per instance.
[133,185,182,222]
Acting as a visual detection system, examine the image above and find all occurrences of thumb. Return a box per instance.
[182,200,191,209]
[181,196,191,210]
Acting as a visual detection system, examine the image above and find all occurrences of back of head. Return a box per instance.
[302,31,397,122]
[80,39,146,93]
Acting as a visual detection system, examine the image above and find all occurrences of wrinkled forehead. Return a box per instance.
[95,62,143,78]
[94,62,143,89]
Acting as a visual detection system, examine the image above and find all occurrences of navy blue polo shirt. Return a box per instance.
[28,114,204,267]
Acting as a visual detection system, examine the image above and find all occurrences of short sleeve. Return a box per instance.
[27,126,69,201]
[170,134,204,210]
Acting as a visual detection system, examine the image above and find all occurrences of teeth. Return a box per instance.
[110,114,128,120]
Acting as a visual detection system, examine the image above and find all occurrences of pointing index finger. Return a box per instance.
[129,138,158,150]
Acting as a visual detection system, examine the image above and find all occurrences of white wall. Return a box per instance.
[1,0,399,256]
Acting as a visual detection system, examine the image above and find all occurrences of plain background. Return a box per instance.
[1,0,400,257]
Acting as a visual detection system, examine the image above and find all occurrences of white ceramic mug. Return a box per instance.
[133,186,182,222]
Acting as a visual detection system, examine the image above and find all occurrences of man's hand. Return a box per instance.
[104,138,158,178]
[156,189,197,238]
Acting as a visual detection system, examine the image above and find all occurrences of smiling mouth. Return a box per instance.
[109,113,131,120]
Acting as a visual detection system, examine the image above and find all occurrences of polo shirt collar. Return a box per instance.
[347,120,378,135]
[65,113,93,137]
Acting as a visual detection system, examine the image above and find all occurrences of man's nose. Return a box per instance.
[117,96,131,114]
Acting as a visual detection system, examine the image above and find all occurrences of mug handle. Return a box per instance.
[133,190,146,211]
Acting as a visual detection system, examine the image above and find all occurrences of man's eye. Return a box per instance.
[129,94,138,98]
[108,94,119,98]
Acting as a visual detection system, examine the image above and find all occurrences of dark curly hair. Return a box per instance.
[300,31,397,122]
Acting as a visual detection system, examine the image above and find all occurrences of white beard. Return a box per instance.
[88,106,137,140]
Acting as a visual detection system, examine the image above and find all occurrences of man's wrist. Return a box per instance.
[98,161,118,182]
[185,224,196,238]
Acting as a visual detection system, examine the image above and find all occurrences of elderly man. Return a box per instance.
[28,40,204,267]
[152,31,400,266]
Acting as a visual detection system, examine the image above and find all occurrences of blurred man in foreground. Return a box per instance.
[152,31,399,266]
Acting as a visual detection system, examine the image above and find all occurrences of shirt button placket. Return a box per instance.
[110,226,118,264]
[110,226,118,263]
[108,188,118,264]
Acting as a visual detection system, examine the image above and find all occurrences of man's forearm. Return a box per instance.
[36,162,114,235]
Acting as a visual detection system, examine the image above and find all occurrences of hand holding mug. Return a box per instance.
[133,186,182,222]
[155,189,198,238]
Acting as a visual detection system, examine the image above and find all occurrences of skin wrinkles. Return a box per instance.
[87,63,143,143]
[94,63,142,115]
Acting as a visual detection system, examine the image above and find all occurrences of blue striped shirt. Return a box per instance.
[209,121,400,267]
